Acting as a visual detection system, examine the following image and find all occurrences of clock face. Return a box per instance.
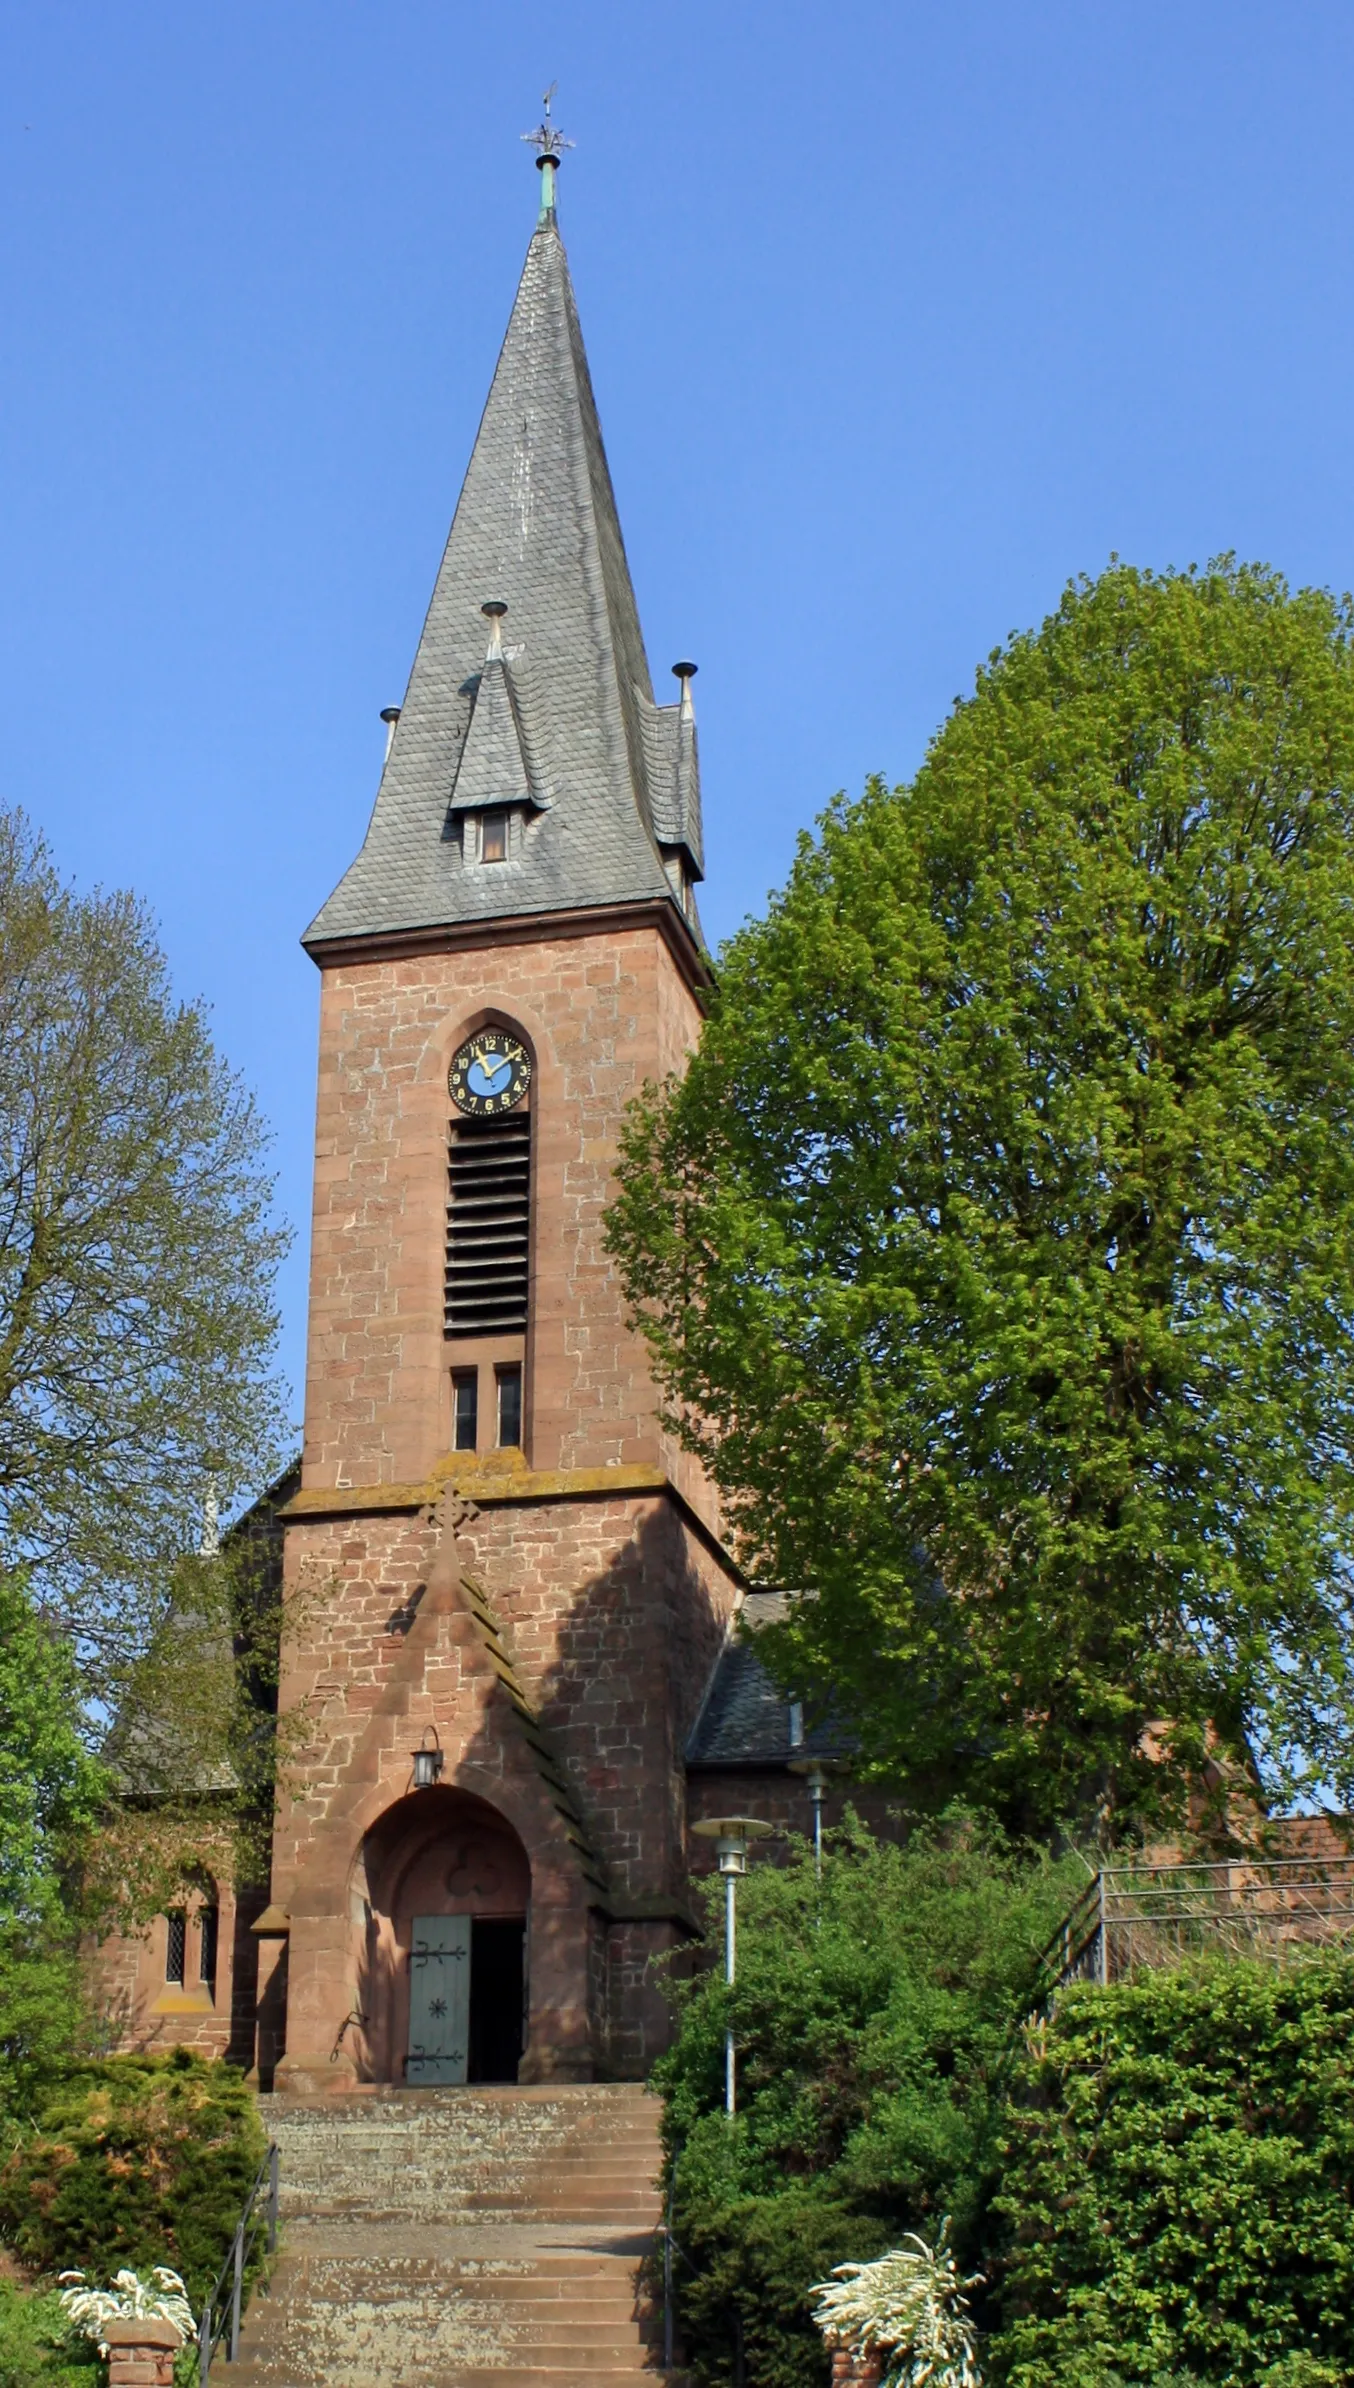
[449,1029,531,1117]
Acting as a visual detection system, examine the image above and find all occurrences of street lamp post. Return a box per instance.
[787,1758,833,1878]
[691,1815,772,2116]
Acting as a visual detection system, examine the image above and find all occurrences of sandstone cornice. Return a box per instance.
[303,897,714,1006]
[280,1455,746,1582]
[281,1456,668,1522]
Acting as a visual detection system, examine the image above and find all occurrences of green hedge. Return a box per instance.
[656,1817,1083,2388]
[0,2048,268,2307]
[990,1958,1354,2387]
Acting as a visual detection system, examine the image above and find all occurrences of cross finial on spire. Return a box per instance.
[521,83,574,220]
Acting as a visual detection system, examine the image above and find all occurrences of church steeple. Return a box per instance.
[305,160,704,955]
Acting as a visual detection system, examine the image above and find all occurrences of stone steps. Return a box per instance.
[218,2086,668,2387]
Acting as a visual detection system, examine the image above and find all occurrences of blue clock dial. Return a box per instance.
[467,1053,514,1099]
[449,1030,531,1117]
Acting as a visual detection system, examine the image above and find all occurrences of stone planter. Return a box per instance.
[829,2348,883,2388]
[103,2316,183,2387]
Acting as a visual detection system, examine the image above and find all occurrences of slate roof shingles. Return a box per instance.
[686,1591,858,1769]
[305,211,704,950]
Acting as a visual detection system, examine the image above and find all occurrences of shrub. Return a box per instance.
[0,2049,267,2306]
[656,1815,1082,2388]
[0,2279,97,2388]
[989,1956,1354,2387]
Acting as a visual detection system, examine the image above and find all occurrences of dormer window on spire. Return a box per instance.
[446,601,550,872]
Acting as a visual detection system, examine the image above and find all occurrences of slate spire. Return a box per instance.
[305,168,704,954]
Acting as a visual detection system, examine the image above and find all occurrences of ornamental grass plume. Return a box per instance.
[58,2267,195,2358]
[811,2222,982,2388]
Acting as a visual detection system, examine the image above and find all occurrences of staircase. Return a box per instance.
[218,2084,665,2388]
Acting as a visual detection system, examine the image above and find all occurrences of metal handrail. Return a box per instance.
[659,2137,707,2374]
[1034,1853,1354,2008]
[197,2143,279,2384]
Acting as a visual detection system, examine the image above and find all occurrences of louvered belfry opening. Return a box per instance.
[445,1111,531,1338]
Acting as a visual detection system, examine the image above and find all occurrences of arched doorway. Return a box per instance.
[360,1787,531,2085]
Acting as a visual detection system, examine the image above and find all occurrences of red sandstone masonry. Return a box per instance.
[302,926,712,1502]
[829,2351,882,2388]
[270,917,740,2084]
[105,2319,181,2388]
[274,1486,735,2082]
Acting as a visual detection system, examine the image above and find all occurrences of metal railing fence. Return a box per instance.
[197,2143,279,2384]
[1033,1852,1354,2009]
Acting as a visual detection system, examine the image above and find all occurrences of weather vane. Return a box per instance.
[522,83,574,217]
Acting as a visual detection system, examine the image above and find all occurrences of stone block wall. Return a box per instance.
[686,1771,907,1869]
[302,922,713,1506]
[105,2319,182,2388]
[89,1854,260,2068]
[272,1483,737,2084]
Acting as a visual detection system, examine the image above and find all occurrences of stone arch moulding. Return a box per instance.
[340,1759,568,1889]
[436,1003,542,1091]
[355,1782,533,2085]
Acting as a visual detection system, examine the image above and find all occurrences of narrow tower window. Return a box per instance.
[453,1371,479,1451]
[199,1904,219,1993]
[446,1114,531,1337]
[496,1365,522,1449]
[164,1911,186,1987]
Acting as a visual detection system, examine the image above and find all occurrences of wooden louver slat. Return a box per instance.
[445,1114,531,1337]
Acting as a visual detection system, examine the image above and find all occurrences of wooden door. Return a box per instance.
[407,1914,470,2084]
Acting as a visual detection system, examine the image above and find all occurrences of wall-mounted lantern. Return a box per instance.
[412,1727,445,1790]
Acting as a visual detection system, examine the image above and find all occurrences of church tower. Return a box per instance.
[269,130,739,2090]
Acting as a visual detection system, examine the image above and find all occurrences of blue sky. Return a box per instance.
[3,1,1353,1429]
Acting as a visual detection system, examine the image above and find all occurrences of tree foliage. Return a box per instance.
[0,1569,107,2116]
[90,1490,305,1925]
[0,808,289,1671]
[656,1818,1081,2388]
[0,1570,106,1926]
[608,559,1354,1834]
[991,1958,1354,2387]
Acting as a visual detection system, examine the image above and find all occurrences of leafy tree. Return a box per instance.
[656,1818,1081,2388]
[0,1568,106,2114]
[608,559,1354,1835]
[0,1569,105,1923]
[0,808,289,1673]
[90,1496,307,1926]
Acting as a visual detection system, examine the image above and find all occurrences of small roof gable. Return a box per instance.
[305,211,705,952]
[686,1592,857,1770]
[447,642,536,815]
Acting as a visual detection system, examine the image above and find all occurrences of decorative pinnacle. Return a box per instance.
[522,83,573,219]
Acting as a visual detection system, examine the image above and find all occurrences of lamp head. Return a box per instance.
[691,1814,774,1872]
[411,1727,444,1790]
[787,1757,831,1788]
